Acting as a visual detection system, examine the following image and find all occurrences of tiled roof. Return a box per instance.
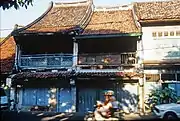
[17,1,140,35]
[12,71,73,80]
[134,0,180,21]
[20,0,93,33]
[0,37,15,74]
[82,9,140,35]
[75,71,143,78]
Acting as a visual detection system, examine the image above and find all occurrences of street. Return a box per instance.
[1,111,159,121]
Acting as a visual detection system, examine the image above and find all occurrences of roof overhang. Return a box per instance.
[139,19,180,26]
[75,32,142,39]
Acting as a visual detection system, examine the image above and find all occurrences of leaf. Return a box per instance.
[25,4,27,9]
[14,2,19,9]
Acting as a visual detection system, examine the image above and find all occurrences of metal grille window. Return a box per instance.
[177,74,180,81]
[161,74,176,81]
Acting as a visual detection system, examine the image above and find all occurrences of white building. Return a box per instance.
[133,0,180,112]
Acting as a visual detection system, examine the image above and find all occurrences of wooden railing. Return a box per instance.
[19,54,73,69]
[78,52,136,65]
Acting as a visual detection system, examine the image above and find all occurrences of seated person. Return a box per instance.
[94,90,114,120]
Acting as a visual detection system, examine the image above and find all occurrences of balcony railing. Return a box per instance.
[19,54,73,69]
[78,52,136,65]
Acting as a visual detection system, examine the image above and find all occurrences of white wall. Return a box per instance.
[141,26,180,61]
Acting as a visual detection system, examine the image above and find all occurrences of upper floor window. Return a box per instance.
[164,31,168,36]
[170,31,175,36]
[176,31,180,36]
[152,30,180,39]
[158,32,163,37]
[152,32,157,37]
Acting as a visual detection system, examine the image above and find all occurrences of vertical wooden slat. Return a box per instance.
[36,88,49,106]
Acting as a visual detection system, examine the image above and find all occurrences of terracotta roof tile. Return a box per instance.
[0,37,15,74]
[12,71,73,79]
[134,0,180,21]
[82,10,140,35]
[22,1,93,33]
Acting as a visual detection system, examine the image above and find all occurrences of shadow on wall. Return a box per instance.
[116,82,139,114]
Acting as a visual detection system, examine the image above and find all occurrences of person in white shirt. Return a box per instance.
[94,90,114,120]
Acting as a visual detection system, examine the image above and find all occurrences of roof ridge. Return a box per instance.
[54,0,92,7]
[94,4,132,11]
[11,2,53,36]
[77,0,94,29]
[134,0,173,4]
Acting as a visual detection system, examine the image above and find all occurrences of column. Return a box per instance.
[6,77,12,110]
[138,74,145,114]
[73,37,78,67]
[14,85,18,111]
[70,79,76,112]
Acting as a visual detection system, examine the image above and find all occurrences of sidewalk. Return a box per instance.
[122,113,158,120]
[1,111,158,121]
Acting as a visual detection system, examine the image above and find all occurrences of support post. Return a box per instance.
[6,77,11,111]
[73,37,78,67]
[70,78,76,112]
[137,36,145,114]
[139,76,145,114]
[14,85,18,111]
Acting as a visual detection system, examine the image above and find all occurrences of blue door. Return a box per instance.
[22,88,49,106]
[78,89,98,112]
[57,88,72,112]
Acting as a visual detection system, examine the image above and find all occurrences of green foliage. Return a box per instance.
[146,87,179,110]
[0,0,33,10]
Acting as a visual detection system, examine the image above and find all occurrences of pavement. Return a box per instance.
[1,111,158,121]
[121,113,158,120]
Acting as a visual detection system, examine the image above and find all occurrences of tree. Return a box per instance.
[145,87,179,111]
[0,0,33,10]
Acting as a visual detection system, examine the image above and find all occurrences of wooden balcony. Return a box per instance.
[78,52,136,66]
[19,54,73,69]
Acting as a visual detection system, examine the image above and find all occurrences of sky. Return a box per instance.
[0,0,164,37]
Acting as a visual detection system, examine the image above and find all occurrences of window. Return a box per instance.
[164,31,168,36]
[161,74,175,81]
[170,31,175,36]
[152,30,180,38]
[158,32,163,37]
[177,74,180,81]
[176,31,180,36]
[152,32,157,37]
